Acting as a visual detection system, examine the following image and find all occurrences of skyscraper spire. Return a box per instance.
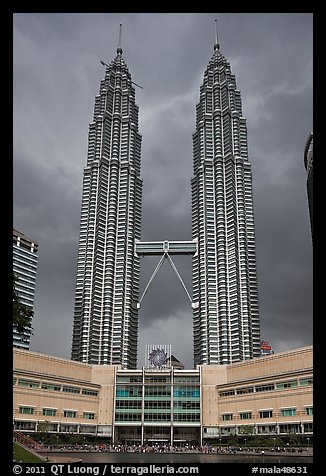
[117,23,123,54]
[214,18,220,50]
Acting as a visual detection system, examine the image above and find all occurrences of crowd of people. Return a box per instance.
[42,443,309,454]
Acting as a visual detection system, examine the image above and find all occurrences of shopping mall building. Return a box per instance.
[13,346,313,445]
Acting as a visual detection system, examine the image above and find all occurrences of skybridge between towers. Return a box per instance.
[134,239,198,310]
[135,239,197,256]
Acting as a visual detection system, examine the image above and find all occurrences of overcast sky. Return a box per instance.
[13,13,313,369]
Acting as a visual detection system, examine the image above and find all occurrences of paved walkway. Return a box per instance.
[46,456,82,463]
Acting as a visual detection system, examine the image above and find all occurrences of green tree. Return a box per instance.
[36,421,50,443]
[13,274,34,337]
[238,425,255,436]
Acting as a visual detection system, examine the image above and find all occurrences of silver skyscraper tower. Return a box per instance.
[191,25,261,365]
[71,32,142,368]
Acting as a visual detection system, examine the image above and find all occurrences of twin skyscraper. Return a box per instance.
[71,25,261,369]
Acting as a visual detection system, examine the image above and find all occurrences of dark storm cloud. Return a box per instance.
[13,13,313,369]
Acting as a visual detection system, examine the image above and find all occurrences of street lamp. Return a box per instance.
[307,437,310,449]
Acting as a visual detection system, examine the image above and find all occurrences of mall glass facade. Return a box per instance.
[114,370,201,445]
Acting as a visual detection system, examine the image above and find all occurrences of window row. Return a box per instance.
[17,407,95,419]
[116,386,200,398]
[218,422,313,436]
[221,407,313,420]
[219,377,313,397]
[114,413,200,422]
[13,378,99,396]
[115,401,200,411]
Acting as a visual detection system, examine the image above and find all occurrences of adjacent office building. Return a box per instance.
[13,229,38,349]
[191,29,261,365]
[304,132,313,239]
[71,39,143,368]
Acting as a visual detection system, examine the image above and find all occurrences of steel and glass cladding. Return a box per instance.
[191,42,261,365]
[71,46,142,368]
[13,229,38,349]
[72,30,261,369]
[114,369,201,444]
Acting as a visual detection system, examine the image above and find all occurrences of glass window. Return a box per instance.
[116,400,142,409]
[144,412,171,422]
[62,386,80,394]
[64,410,76,418]
[19,406,34,415]
[259,410,273,418]
[173,401,199,410]
[117,385,142,397]
[173,376,200,383]
[43,408,56,416]
[255,384,274,392]
[145,386,171,397]
[239,412,252,420]
[219,390,235,397]
[306,407,313,416]
[222,413,233,421]
[18,379,40,388]
[237,387,254,395]
[82,389,99,396]
[115,412,142,422]
[41,383,61,392]
[116,376,142,384]
[83,412,95,420]
[303,422,313,433]
[281,408,296,417]
[145,376,171,384]
[276,381,297,390]
[173,413,200,422]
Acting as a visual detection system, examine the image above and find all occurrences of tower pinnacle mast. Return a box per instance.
[214,18,220,50]
[117,23,123,54]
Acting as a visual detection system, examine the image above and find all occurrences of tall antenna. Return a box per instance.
[117,23,123,54]
[214,18,220,50]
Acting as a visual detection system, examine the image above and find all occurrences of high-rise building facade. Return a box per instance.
[13,228,39,349]
[71,41,143,368]
[191,32,261,365]
[72,25,261,369]
[304,132,313,239]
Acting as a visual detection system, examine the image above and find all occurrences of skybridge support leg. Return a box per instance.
[137,252,193,308]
